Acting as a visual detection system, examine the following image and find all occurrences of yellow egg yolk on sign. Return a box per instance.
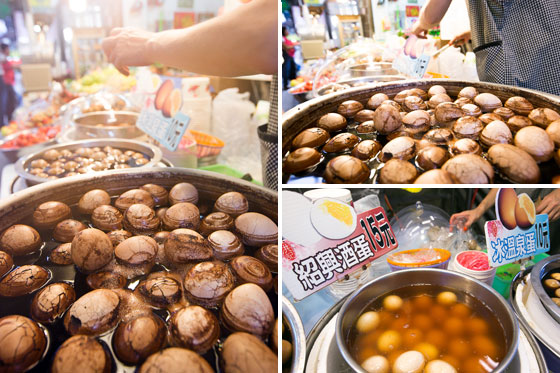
[319,200,353,227]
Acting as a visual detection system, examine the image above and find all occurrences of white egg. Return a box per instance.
[392,350,425,373]
[310,198,357,239]
[425,360,458,373]
[383,295,403,311]
[356,311,380,333]
[362,355,390,373]
[437,291,457,306]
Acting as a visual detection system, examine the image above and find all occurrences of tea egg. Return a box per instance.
[414,342,439,361]
[437,291,457,306]
[450,303,471,318]
[361,355,389,373]
[449,338,470,359]
[356,311,380,333]
[393,351,425,373]
[466,317,488,335]
[544,279,560,290]
[377,330,401,353]
[412,314,433,331]
[471,335,498,358]
[443,317,464,336]
[402,328,423,348]
[425,359,458,373]
[413,295,433,310]
[425,329,446,350]
[383,295,403,311]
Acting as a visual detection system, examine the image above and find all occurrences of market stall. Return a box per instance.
[281,188,560,373]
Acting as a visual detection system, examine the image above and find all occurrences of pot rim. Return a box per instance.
[530,254,560,323]
[282,296,307,373]
[335,268,519,373]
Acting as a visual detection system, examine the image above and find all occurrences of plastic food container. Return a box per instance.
[450,250,496,286]
[386,248,451,271]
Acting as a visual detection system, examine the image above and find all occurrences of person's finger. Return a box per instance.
[536,197,551,213]
[110,27,124,36]
[538,200,555,217]
[102,37,117,59]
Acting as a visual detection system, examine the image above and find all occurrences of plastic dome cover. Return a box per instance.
[389,201,454,252]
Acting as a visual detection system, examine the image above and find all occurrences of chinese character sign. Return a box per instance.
[283,206,399,300]
[485,189,550,266]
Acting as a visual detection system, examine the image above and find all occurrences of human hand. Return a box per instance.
[102,27,156,76]
[449,209,481,231]
[448,30,471,46]
[410,21,429,39]
[536,189,560,221]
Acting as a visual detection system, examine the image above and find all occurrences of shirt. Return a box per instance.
[467,0,560,95]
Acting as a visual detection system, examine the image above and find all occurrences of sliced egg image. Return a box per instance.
[310,198,357,239]
[515,193,536,229]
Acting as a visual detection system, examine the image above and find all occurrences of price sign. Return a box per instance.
[484,188,550,266]
[283,200,398,301]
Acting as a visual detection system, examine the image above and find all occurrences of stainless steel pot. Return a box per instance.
[316,75,407,97]
[15,138,163,186]
[336,268,519,373]
[530,254,560,323]
[71,111,144,139]
[282,296,307,373]
[0,167,277,231]
[348,63,399,77]
[0,128,58,163]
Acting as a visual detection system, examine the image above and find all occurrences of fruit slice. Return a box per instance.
[154,80,173,110]
[162,89,182,118]
[515,193,536,229]
[497,188,517,230]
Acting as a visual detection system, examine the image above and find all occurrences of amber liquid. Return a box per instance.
[348,285,507,373]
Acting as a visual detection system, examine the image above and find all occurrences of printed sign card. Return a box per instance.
[282,193,398,301]
[484,188,550,266]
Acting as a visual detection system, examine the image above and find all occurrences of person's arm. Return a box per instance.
[536,189,560,221]
[449,189,498,230]
[102,0,277,77]
[411,0,453,37]
[448,30,471,46]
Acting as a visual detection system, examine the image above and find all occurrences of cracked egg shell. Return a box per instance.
[71,228,113,273]
[214,191,249,218]
[51,335,111,373]
[381,136,416,162]
[115,189,155,211]
[428,93,452,110]
[355,109,376,123]
[183,261,235,307]
[283,147,322,174]
[255,244,278,273]
[107,229,133,247]
[507,115,533,133]
[317,112,347,132]
[92,204,123,232]
[374,103,402,134]
[414,169,457,184]
[78,189,111,215]
[322,132,360,153]
[123,204,161,236]
[402,110,431,134]
[291,127,330,150]
[423,128,454,145]
[487,144,540,183]
[379,159,418,184]
[208,230,244,261]
[220,283,274,338]
[458,86,479,100]
[505,96,533,115]
[546,119,560,148]
[452,116,483,140]
[455,97,473,107]
[50,243,72,265]
[164,229,212,263]
[416,146,450,170]
[480,120,513,147]
[115,236,158,267]
[351,140,382,160]
[87,271,127,290]
[140,184,169,207]
[0,315,47,372]
[221,332,278,373]
[514,126,554,162]
[230,256,273,292]
[0,224,42,256]
[0,250,13,277]
[337,100,364,118]
[493,107,515,120]
[461,103,482,117]
[356,120,375,134]
[528,107,560,128]
[169,305,220,354]
[428,85,447,97]
[64,289,120,336]
[235,212,278,247]
[323,155,371,184]
[169,182,198,205]
[31,282,76,324]
[139,347,213,373]
[479,113,504,126]
[199,212,234,237]
[450,138,482,156]
[112,314,167,365]
[53,219,87,243]
[32,201,72,230]
[367,93,390,110]
[403,95,427,112]
[442,154,494,184]
[435,102,463,124]
[474,93,502,112]
[136,274,182,308]
[0,265,50,297]
[162,202,200,231]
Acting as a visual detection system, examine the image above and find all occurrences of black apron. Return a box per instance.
[467,0,560,95]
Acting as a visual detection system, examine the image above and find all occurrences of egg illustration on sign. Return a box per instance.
[514,193,536,229]
[310,198,357,239]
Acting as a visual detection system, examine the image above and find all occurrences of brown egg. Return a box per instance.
[416,146,449,170]
[112,314,167,365]
[379,159,418,184]
[425,329,446,350]
[115,236,158,269]
[78,189,111,214]
[317,112,347,132]
[92,205,124,231]
[214,191,249,218]
[71,228,113,273]
[231,256,273,292]
[514,126,554,162]
[207,230,245,261]
[140,184,169,206]
[466,317,489,335]
[471,335,498,358]
[255,244,278,272]
[480,120,512,147]
[235,212,278,247]
[139,347,214,373]
[487,144,540,184]
[169,305,220,354]
[199,212,234,237]
[49,243,72,265]
[107,229,133,247]
[0,251,13,277]
[283,147,322,173]
[51,335,112,373]
[290,127,330,150]
[356,120,375,134]
[423,128,454,145]
[413,169,457,184]
[367,93,390,110]
[136,274,182,308]
[0,224,42,256]
[402,328,423,348]
[442,154,494,184]
[443,317,464,336]
[322,132,360,153]
[115,189,155,211]
[381,136,416,162]
[32,201,72,230]
[355,109,376,123]
[221,332,277,373]
[162,202,200,231]
[0,265,50,297]
[351,140,382,160]
[374,103,402,134]
[31,282,76,323]
[546,120,560,148]
[449,338,470,359]
[0,315,47,371]
[337,100,364,118]
[323,155,371,184]
[183,261,235,307]
[123,204,161,236]
[169,182,199,205]
[64,289,120,335]
[507,115,533,132]
[53,219,87,243]
[528,107,560,128]
[164,229,212,263]
[450,138,482,156]
[87,271,127,289]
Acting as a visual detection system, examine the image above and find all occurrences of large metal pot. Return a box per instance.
[282,79,560,156]
[282,296,306,373]
[15,138,163,186]
[0,167,277,231]
[70,111,144,139]
[348,63,399,77]
[336,268,519,373]
[316,75,407,97]
[530,254,560,323]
